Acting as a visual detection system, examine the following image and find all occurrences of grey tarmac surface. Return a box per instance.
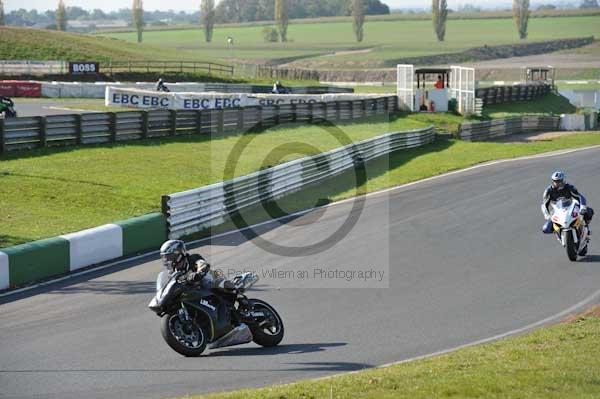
[12,99,103,117]
[1,147,600,399]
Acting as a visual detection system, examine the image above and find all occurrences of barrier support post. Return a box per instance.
[196,110,203,135]
[257,107,263,130]
[38,116,47,148]
[75,114,82,145]
[217,109,225,135]
[109,113,117,142]
[237,108,244,131]
[141,111,149,139]
[0,119,5,154]
[274,105,281,125]
[169,110,177,136]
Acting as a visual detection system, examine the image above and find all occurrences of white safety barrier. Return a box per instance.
[35,82,352,99]
[105,87,381,110]
[162,126,436,239]
[61,224,123,272]
[0,61,67,76]
[0,252,8,290]
[560,113,599,131]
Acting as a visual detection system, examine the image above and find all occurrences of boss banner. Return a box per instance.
[105,87,376,110]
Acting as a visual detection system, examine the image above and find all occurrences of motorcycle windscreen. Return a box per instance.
[156,271,170,292]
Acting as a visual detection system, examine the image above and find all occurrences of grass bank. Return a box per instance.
[191,307,600,399]
[0,116,425,248]
[0,26,219,62]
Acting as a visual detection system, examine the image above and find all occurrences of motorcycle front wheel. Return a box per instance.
[247,299,284,347]
[565,231,579,262]
[160,312,209,357]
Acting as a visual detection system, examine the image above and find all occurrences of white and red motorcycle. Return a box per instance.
[549,198,590,261]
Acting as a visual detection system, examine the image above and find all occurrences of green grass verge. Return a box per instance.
[0,115,425,248]
[191,311,600,399]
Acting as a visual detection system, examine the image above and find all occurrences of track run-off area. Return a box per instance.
[1,146,600,399]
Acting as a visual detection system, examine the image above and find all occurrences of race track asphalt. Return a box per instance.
[1,146,600,399]
[12,99,102,117]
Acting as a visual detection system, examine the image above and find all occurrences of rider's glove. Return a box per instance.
[219,280,237,292]
[186,272,200,283]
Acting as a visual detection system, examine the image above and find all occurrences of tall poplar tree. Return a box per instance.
[56,0,67,31]
[513,0,530,39]
[133,0,144,43]
[275,0,289,42]
[432,0,448,42]
[352,0,365,42]
[201,0,216,42]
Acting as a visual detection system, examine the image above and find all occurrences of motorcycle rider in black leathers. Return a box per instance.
[159,239,236,291]
[156,78,170,92]
[542,171,594,234]
[0,96,14,116]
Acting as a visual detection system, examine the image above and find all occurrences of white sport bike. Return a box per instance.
[549,198,590,261]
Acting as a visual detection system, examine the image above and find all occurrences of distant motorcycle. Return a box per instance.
[149,269,284,357]
[549,198,590,261]
[0,97,17,119]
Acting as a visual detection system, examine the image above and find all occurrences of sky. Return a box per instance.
[4,0,512,13]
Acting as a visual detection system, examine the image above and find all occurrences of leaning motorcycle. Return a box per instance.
[149,269,284,357]
[549,198,590,261]
[0,104,17,119]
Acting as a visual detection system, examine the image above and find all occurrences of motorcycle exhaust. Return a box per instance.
[209,323,253,349]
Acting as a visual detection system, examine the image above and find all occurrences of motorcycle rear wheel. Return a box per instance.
[248,299,284,347]
[161,312,209,357]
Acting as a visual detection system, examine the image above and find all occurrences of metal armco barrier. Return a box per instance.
[0,96,398,154]
[475,83,552,107]
[459,116,560,141]
[162,126,435,239]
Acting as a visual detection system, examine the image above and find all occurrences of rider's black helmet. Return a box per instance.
[551,171,566,189]
[160,240,187,271]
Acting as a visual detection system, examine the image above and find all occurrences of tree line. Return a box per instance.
[0,0,598,45]
[0,0,389,28]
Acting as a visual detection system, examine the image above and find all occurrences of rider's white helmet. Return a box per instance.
[551,171,566,189]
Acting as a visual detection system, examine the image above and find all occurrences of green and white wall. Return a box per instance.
[0,213,167,290]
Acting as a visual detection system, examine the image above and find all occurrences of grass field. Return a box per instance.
[190,307,600,399]
[101,16,600,67]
